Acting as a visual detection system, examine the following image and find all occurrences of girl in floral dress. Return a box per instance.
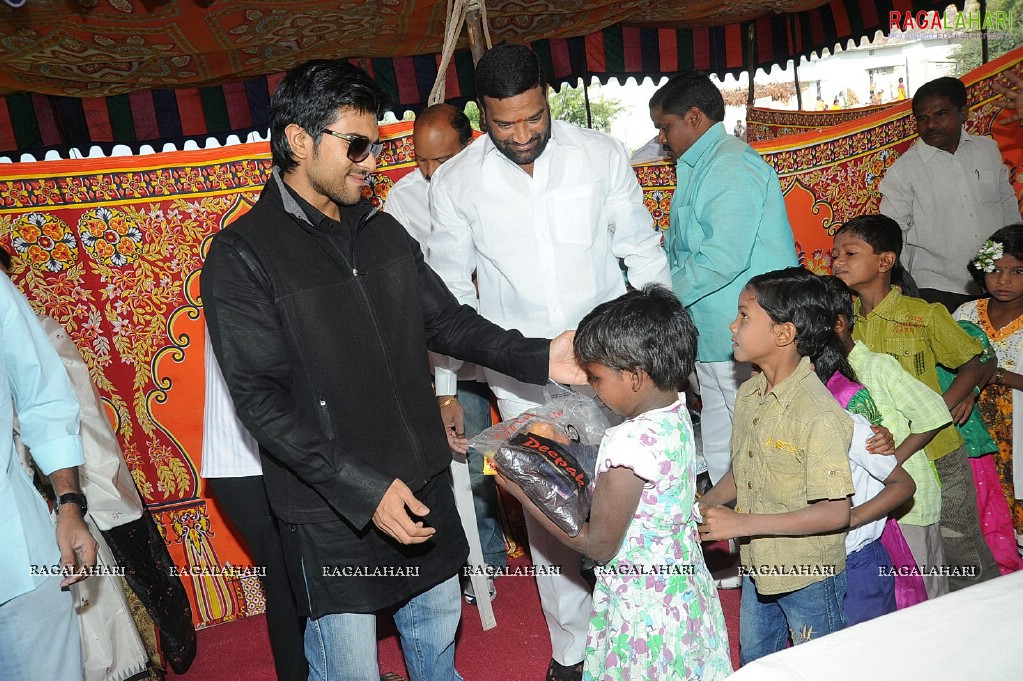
[956,224,1023,559]
[496,285,731,680]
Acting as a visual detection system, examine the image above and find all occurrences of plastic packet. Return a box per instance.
[469,386,610,536]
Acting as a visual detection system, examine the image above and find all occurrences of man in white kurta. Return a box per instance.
[427,44,670,679]
[880,75,1020,311]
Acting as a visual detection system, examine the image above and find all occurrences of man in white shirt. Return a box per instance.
[880,76,1021,311]
[428,44,670,681]
[385,104,510,597]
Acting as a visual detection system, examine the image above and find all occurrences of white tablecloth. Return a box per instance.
[727,570,1023,680]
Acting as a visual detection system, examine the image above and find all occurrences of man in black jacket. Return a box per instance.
[201,59,581,681]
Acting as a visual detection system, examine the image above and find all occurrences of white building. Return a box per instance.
[796,34,959,110]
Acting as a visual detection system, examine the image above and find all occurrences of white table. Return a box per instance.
[727,570,1023,680]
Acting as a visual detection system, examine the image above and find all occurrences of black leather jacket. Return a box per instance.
[201,170,549,611]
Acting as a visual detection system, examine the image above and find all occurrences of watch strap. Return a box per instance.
[55,492,88,516]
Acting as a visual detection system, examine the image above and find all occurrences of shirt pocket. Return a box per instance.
[882,337,928,379]
[757,440,806,511]
[975,168,1002,205]
[550,184,600,246]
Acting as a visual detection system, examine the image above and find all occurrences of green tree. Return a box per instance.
[952,0,1023,76]
[464,100,482,131]
[460,84,626,133]
[548,85,626,133]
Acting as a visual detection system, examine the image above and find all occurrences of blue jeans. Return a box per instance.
[305,575,463,681]
[739,572,848,665]
[460,381,507,569]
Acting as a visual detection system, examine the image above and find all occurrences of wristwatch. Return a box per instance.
[55,492,88,516]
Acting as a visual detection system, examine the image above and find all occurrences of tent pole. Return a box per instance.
[582,78,594,129]
[979,0,989,63]
[793,60,803,110]
[746,25,756,108]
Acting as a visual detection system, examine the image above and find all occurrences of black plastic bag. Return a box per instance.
[470,389,609,536]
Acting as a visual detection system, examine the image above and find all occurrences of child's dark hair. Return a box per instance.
[0,246,11,272]
[968,223,1023,289]
[821,275,855,332]
[835,214,915,294]
[745,267,857,384]
[574,284,697,392]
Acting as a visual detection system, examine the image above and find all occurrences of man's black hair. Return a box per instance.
[446,108,474,146]
[453,108,474,145]
[574,284,697,392]
[269,59,390,172]
[649,72,725,123]
[414,104,474,146]
[475,43,547,100]
[0,247,11,272]
[912,76,968,113]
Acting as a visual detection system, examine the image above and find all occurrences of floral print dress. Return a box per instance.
[583,399,731,681]
[955,299,1023,556]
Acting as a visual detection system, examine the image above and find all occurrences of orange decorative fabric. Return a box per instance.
[0,0,962,156]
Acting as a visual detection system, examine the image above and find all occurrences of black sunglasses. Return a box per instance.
[321,129,384,163]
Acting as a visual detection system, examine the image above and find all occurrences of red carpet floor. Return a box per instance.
[168,545,741,681]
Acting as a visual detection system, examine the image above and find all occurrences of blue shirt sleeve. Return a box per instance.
[1,275,83,475]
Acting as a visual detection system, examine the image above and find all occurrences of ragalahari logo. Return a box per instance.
[890,10,1015,35]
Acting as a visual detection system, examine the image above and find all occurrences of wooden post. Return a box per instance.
[466,3,487,65]
[465,0,488,131]
[746,25,756,108]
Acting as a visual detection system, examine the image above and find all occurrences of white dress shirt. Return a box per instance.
[200,329,261,478]
[383,169,432,249]
[880,129,1021,294]
[427,120,671,396]
[384,168,481,395]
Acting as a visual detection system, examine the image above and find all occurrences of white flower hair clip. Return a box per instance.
[972,240,1004,273]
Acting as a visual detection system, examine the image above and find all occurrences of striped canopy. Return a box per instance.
[0,0,958,156]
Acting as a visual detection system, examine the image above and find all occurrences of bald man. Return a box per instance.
[386,104,473,239]
[383,105,506,602]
